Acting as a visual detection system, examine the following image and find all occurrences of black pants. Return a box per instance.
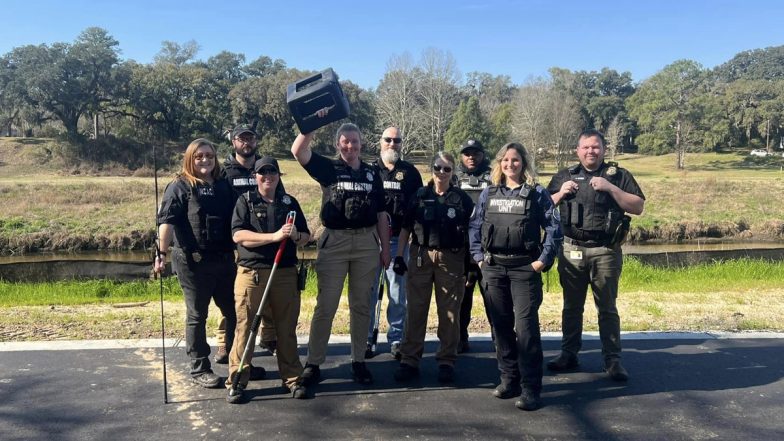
[459,260,492,343]
[482,262,543,393]
[172,248,237,376]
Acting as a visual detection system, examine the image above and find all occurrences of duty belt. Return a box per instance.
[565,237,608,248]
[488,253,534,266]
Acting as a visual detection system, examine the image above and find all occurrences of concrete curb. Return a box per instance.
[1,330,782,351]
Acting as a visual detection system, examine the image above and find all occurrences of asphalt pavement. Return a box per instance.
[1,332,783,440]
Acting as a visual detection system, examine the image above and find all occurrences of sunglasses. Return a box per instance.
[432,165,453,173]
[194,153,215,160]
[235,136,256,144]
[382,137,402,144]
[255,168,279,176]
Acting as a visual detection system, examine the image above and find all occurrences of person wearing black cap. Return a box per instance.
[153,138,237,389]
[225,156,311,403]
[216,124,278,364]
[291,120,390,388]
[454,139,493,353]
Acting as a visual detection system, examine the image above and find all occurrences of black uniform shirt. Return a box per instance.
[231,190,309,269]
[547,162,645,239]
[303,151,385,229]
[222,154,259,200]
[402,183,474,248]
[454,161,492,204]
[374,158,423,235]
[157,177,235,252]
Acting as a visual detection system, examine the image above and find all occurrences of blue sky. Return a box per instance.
[2,0,782,89]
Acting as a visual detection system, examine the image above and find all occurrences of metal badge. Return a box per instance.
[607,166,617,176]
[282,195,291,205]
[395,171,404,180]
[366,172,373,182]
[447,207,456,218]
[192,252,203,263]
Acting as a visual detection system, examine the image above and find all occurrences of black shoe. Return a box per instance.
[437,364,455,383]
[191,370,222,389]
[393,363,420,382]
[457,340,470,354]
[213,346,229,364]
[226,385,247,404]
[493,381,522,399]
[365,343,375,359]
[284,381,309,399]
[260,340,277,356]
[605,359,629,381]
[547,352,579,371]
[351,361,374,385]
[515,389,542,411]
[248,365,266,381]
[301,363,321,386]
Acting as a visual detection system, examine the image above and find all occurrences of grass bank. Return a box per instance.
[2,136,784,253]
[2,258,782,341]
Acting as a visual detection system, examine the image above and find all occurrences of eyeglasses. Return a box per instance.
[255,168,279,176]
[235,137,256,144]
[194,153,215,160]
[382,137,402,144]
[432,165,452,173]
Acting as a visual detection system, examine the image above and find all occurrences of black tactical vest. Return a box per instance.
[560,162,623,240]
[412,186,467,249]
[243,190,298,263]
[455,166,491,204]
[481,185,540,255]
[183,181,235,253]
[322,159,378,228]
[381,166,407,220]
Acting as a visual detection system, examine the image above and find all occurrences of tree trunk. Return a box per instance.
[93,114,99,140]
[766,118,770,153]
[676,119,684,169]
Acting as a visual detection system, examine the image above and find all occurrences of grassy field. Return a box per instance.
[2,258,783,341]
[2,137,784,254]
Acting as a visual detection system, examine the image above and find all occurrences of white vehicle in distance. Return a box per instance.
[750,149,770,157]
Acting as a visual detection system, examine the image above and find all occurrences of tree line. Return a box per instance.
[2,27,784,170]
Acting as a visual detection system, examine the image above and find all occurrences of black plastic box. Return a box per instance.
[287,68,351,134]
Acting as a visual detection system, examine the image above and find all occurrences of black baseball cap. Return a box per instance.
[254,156,282,174]
[231,124,257,139]
[460,139,485,154]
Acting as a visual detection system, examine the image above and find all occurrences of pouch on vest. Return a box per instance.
[422,199,436,221]
[204,215,225,249]
[567,201,583,227]
[344,196,368,221]
[608,214,631,246]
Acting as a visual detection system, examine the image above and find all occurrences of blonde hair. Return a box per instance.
[180,138,221,186]
[490,142,537,187]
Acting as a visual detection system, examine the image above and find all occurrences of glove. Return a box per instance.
[392,256,408,276]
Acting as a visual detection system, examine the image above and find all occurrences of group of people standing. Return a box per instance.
[154,116,645,411]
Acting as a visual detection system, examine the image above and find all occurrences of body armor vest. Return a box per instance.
[322,160,378,227]
[183,181,234,252]
[481,185,540,255]
[455,166,491,204]
[412,186,466,249]
[560,162,623,240]
[243,191,298,262]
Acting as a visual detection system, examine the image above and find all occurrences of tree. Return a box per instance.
[3,27,121,140]
[627,60,707,169]
[444,96,491,153]
[375,53,423,154]
[416,48,461,155]
[511,77,551,167]
[546,90,583,169]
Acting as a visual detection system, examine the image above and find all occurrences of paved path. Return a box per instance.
[1,333,783,440]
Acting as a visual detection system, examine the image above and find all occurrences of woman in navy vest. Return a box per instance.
[468,142,562,411]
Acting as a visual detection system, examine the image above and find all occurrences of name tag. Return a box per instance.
[569,250,583,260]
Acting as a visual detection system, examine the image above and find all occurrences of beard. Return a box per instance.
[381,149,400,164]
[235,146,257,159]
